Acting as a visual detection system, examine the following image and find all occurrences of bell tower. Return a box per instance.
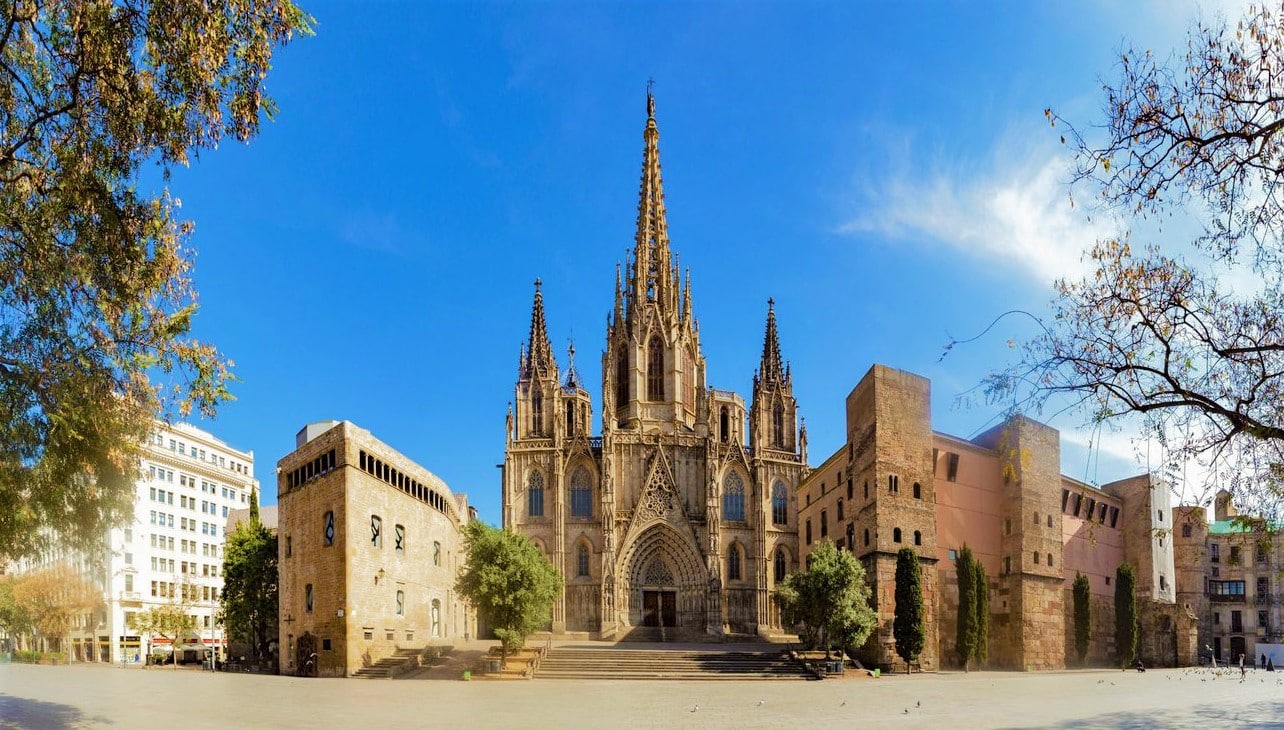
[749,299,800,457]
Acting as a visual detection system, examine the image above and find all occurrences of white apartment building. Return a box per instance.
[105,421,259,663]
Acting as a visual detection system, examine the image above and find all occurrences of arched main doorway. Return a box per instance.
[618,523,707,632]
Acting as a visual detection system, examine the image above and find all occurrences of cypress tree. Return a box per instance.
[1073,572,1091,665]
[955,546,977,670]
[894,547,925,673]
[249,485,260,526]
[972,558,989,667]
[1114,563,1139,669]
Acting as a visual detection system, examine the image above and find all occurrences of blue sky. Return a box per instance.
[166,1,1239,521]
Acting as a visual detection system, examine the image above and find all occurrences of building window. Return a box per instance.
[864,481,869,500]
[1210,543,1221,563]
[531,389,543,436]
[1256,547,1267,565]
[1072,493,1083,516]
[1230,546,1241,565]
[565,401,576,437]
[396,590,405,616]
[847,480,853,500]
[1033,551,1040,565]
[1258,577,1269,597]
[893,527,902,543]
[912,482,921,499]
[722,472,746,522]
[528,471,545,518]
[1033,512,1040,525]
[805,519,812,545]
[728,545,742,581]
[570,467,593,518]
[1062,489,1070,512]
[371,515,382,548]
[647,336,664,401]
[864,528,870,547]
[305,584,314,613]
[433,541,442,567]
[837,500,844,521]
[1159,574,1167,591]
[771,482,788,525]
[323,511,335,546]
[948,549,958,561]
[720,406,730,443]
[946,452,960,482]
[1157,510,1164,523]
[774,549,786,583]
[888,475,899,494]
[1259,610,1269,629]
[615,350,629,408]
[431,600,441,637]
[395,524,405,555]
[1004,518,1011,536]
[820,510,828,539]
[772,403,785,447]
[1108,506,1119,527]
[846,523,855,551]
[1180,522,1193,537]
[577,544,590,577]
[1048,553,1054,567]
[1004,556,1012,575]
[1231,610,1243,633]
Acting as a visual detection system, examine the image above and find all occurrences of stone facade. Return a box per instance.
[277,421,473,677]
[501,92,806,640]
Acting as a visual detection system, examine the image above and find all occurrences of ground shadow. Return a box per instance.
[1004,699,1284,729]
[0,693,114,729]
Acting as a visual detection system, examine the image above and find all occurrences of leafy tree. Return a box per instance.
[219,487,277,664]
[774,542,877,659]
[132,601,195,669]
[455,521,561,664]
[1073,572,1091,665]
[971,556,989,667]
[1114,563,1139,669]
[954,545,978,670]
[0,0,312,562]
[11,564,102,663]
[893,547,925,673]
[0,574,33,643]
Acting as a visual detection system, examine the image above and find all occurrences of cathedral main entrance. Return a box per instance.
[642,590,677,627]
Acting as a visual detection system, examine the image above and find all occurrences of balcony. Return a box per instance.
[1210,593,1247,603]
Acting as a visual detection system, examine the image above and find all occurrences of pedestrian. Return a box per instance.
[1262,653,1267,667]
[1239,653,1246,679]
[1268,657,1275,672]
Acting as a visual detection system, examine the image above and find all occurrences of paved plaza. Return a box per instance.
[2,660,1283,729]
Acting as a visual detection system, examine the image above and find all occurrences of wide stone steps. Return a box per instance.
[535,647,812,681]
[352,648,421,679]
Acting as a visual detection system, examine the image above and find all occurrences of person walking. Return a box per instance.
[1239,653,1246,679]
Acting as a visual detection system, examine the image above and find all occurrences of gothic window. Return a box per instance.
[722,471,746,522]
[371,515,382,548]
[528,471,545,517]
[774,548,787,582]
[433,541,442,567]
[305,583,313,613]
[644,558,674,585]
[395,590,405,616]
[577,543,590,577]
[647,336,664,401]
[565,401,576,437]
[720,406,729,443]
[771,482,788,525]
[323,511,334,546]
[616,350,629,407]
[431,600,441,637]
[570,467,593,518]
[888,475,899,494]
[772,403,784,447]
[728,544,742,581]
[531,389,543,436]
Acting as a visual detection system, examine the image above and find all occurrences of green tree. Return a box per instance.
[1073,572,1091,665]
[0,574,33,645]
[975,1,1284,516]
[11,564,102,663]
[131,601,195,669]
[893,547,925,673]
[774,542,877,659]
[0,0,312,562]
[954,545,978,670]
[455,521,561,664]
[971,556,989,667]
[1114,563,1139,669]
[219,487,277,664]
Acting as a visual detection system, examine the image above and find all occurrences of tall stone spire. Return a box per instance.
[758,298,785,386]
[630,86,675,310]
[522,278,557,380]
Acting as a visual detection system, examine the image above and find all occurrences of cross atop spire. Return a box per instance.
[564,338,583,390]
[759,298,785,386]
[629,85,674,312]
[522,279,557,381]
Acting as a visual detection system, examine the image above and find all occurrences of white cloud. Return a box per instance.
[838,150,1115,287]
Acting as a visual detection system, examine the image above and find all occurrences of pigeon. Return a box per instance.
[840,700,846,707]
[904,709,910,714]
[757,700,764,707]
[691,706,698,713]
[917,701,921,708]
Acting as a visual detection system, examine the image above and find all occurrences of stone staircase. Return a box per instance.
[352,648,422,679]
[534,646,812,681]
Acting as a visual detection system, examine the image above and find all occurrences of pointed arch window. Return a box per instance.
[772,403,784,447]
[771,482,788,525]
[774,548,787,583]
[570,467,593,518]
[565,401,576,437]
[527,471,545,518]
[722,472,746,522]
[531,389,544,436]
[576,543,590,577]
[720,406,730,443]
[647,336,664,401]
[728,544,742,581]
[615,350,629,408]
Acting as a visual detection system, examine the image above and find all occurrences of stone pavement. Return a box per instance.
[2,661,1283,729]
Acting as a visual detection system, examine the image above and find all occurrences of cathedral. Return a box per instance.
[501,92,807,639]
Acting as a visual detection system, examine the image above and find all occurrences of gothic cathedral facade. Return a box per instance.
[501,93,807,639]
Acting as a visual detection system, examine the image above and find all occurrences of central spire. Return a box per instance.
[758,298,786,386]
[522,278,557,381]
[630,86,675,312]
